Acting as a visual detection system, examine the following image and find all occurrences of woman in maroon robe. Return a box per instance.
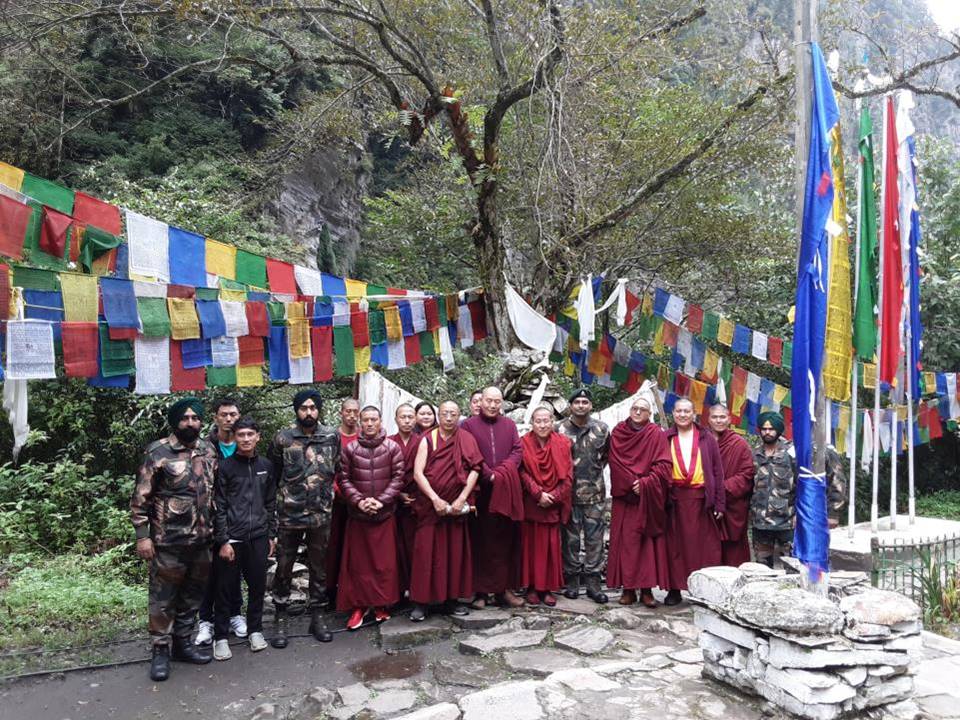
[519,407,572,606]
[708,403,755,567]
[389,403,421,595]
[607,398,673,608]
[409,401,482,621]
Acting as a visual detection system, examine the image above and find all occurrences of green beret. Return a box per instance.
[568,387,593,403]
[168,397,203,428]
[757,411,785,434]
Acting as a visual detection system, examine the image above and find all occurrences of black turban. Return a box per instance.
[293,389,322,411]
[757,411,785,434]
[568,387,593,403]
[167,397,203,428]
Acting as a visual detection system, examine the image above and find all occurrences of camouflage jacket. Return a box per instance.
[268,424,341,529]
[823,444,847,521]
[556,417,610,505]
[131,435,219,546]
[751,437,797,532]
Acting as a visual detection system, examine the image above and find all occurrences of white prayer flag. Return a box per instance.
[457,304,474,348]
[211,336,239,368]
[5,320,56,380]
[663,293,685,325]
[410,300,427,333]
[746,372,761,403]
[574,275,596,349]
[132,280,167,298]
[947,373,960,419]
[751,331,769,361]
[125,210,170,282]
[220,301,249,338]
[288,355,313,385]
[294,265,323,296]
[437,325,456,372]
[387,339,407,369]
[861,410,873,472]
[332,300,351,327]
[134,336,171,394]
[677,328,693,359]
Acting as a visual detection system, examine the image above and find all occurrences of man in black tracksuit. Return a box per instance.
[212,416,278,659]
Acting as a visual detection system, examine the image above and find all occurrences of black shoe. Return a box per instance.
[445,600,468,616]
[149,645,170,681]
[308,610,333,642]
[664,589,682,606]
[271,606,289,649]
[171,638,212,664]
[409,604,426,622]
[313,591,332,612]
[585,576,609,605]
[562,583,579,600]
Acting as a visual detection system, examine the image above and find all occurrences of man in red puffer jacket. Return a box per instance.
[337,405,405,630]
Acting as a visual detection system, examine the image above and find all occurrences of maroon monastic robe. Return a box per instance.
[716,429,755,567]
[409,428,483,604]
[461,414,524,594]
[326,430,358,595]
[664,425,726,591]
[389,431,421,592]
[519,432,573,592]
[607,419,672,590]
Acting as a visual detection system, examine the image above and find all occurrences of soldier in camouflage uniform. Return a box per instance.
[824,444,847,528]
[556,388,611,604]
[131,397,218,681]
[750,412,797,568]
[268,389,340,646]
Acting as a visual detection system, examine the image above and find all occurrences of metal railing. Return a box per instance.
[871,533,960,622]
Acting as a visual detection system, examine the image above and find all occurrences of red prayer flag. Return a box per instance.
[880,96,904,385]
[108,327,138,341]
[167,284,196,299]
[266,258,297,294]
[686,304,704,334]
[386,287,407,296]
[351,311,369,347]
[39,206,72,259]
[674,373,691,398]
[0,194,33,260]
[72,192,122,235]
[468,299,487,342]
[424,297,440,331]
[170,340,205,391]
[311,326,333,381]
[782,407,794,440]
[622,370,643,394]
[929,404,944,440]
[731,365,748,396]
[238,335,265,366]
[624,290,640,326]
[245,302,270,337]
[62,322,100,377]
[0,263,10,320]
[404,334,421,365]
[662,321,679,349]
[768,336,784,366]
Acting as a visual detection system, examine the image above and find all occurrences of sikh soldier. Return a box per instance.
[131,397,218,682]
[556,388,610,604]
[750,412,797,568]
[269,389,340,647]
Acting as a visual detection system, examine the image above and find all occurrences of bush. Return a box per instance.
[915,490,960,522]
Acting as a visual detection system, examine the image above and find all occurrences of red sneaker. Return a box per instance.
[374,608,390,623]
[347,608,365,630]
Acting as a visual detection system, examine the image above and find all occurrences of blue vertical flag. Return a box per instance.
[791,43,838,579]
[906,136,923,396]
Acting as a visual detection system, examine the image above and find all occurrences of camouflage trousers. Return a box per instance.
[561,503,606,581]
[272,523,330,608]
[149,544,211,648]
[751,527,793,568]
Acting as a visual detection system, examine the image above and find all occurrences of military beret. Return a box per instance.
[568,387,593,403]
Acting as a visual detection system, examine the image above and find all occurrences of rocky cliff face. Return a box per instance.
[265,139,371,275]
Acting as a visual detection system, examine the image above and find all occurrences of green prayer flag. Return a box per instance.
[195,287,219,301]
[368,309,386,345]
[947,420,958,433]
[207,365,237,386]
[701,312,720,341]
[549,348,564,363]
[20,173,75,215]
[333,326,355,376]
[782,390,791,409]
[782,341,793,369]
[719,358,732,388]
[21,203,70,270]
[636,313,653,341]
[646,359,660,379]
[219,278,247,292]
[366,284,387,297]
[99,325,135,377]
[436,295,446,322]
[235,250,267,288]
[419,331,436,357]
[267,302,286,325]
[79,226,121,272]
[610,363,629,384]
[853,107,879,361]
[13,265,60,290]
[137,297,171,337]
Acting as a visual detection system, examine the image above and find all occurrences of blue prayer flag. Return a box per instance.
[653,288,669,317]
[398,301,415,336]
[100,277,140,329]
[168,227,207,288]
[269,326,291,381]
[321,273,346,298]
[732,324,752,354]
[24,289,64,342]
[370,342,389,367]
[906,137,924,396]
[196,300,227,339]
[182,338,212,369]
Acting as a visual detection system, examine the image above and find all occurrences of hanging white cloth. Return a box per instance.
[505,283,556,352]
[716,358,727,404]
[125,209,170,282]
[457,303,474,348]
[574,275,595,350]
[2,376,29,461]
[134,337,171,394]
[521,374,551,427]
[437,325,456,372]
[288,355,313,385]
[358,369,424,435]
[663,293,685,326]
[293,265,323,296]
[948,373,960,419]
[860,410,874,473]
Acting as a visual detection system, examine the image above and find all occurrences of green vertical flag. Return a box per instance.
[207,365,237,387]
[853,106,879,361]
[333,326,355,376]
[236,249,267,289]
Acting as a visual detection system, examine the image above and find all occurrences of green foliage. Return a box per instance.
[915,490,960,522]
[904,548,960,630]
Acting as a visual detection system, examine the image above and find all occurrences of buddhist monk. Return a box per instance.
[389,403,420,595]
[708,403,755,567]
[327,398,361,608]
[664,397,725,605]
[409,400,482,621]
[607,397,672,608]
[461,386,525,609]
[337,406,404,629]
[519,406,572,607]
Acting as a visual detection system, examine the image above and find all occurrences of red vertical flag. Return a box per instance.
[880,96,904,385]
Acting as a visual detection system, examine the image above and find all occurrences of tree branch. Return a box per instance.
[481,0,511,89]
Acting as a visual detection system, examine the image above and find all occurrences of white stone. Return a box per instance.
[337,683,372,708]
[739,562,783,577]
[851,674,914,710]
[545,668,621,692]
[868,665,898,678]
[731,583,843,634]
[699,631,737,654]
[603,607,643,629]
[591,660,647,676]
[764,666,857,705]
[693,608,758,648]
[840,589,921,627]
[843,622,892,641]
[836,667,867,686]
[767,636,910,669]
[459,680,544,720]
[367,690,418,714]
[668,647,704,664]
[502,648,586,678]
[687,566,746,608]
[393,704,462,720]
[459,628,548,655]
[553,625,615,655]
[672,662,704,678]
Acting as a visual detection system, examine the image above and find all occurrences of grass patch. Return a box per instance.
[915,490,960,521]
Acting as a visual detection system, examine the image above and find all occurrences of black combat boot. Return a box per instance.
[171,636,212,664]
[308,609,333,642]
[585,574,609,604]
[271,605,289,649]
[562,575,579,600]
[149,644,170,681]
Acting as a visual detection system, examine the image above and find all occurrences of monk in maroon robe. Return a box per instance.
[664,397,726,605]
[389,403,420,595]
[337,407,404,629]
[326,399,360,605]
[708,403,755,567]
[519,407,572,606]
[608,398,672,608]
[461,386,525,608]
[409,401,482,621]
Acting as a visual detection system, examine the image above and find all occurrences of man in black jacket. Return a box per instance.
[212,416,277,660]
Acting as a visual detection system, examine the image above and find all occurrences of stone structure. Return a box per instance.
[688,563,922,720]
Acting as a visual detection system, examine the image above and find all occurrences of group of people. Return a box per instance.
[131,385,845,682]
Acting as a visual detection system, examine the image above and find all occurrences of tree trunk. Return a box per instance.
[473,175,515,351]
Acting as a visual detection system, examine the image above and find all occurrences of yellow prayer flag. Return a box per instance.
[731,393,746,417]
[220,288,247,303]
[653,321,665,355]
[862,362,877,390]
[564,356,575,377]
[641,293,654,317]
[384,305,403,342]
[0,161,24,192]
[59,273,98,322]
[924,372,937,393]
[702,350,719,382]
[168,298,201,340]
[896,404,908,422]
[236,364,264,387]
[129,272,159,283]
[205,239,237,279]
[773,384,789,406]
[345,279,367,300]
[587,349,607,376]
[690,381,707,414]
[286,302,310,359]
[836,405,851,455]
[354,344,371,373]
[717,318,735,346]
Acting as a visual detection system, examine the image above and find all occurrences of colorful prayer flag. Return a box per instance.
[853,107,879,361]
[879,96,903,385]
